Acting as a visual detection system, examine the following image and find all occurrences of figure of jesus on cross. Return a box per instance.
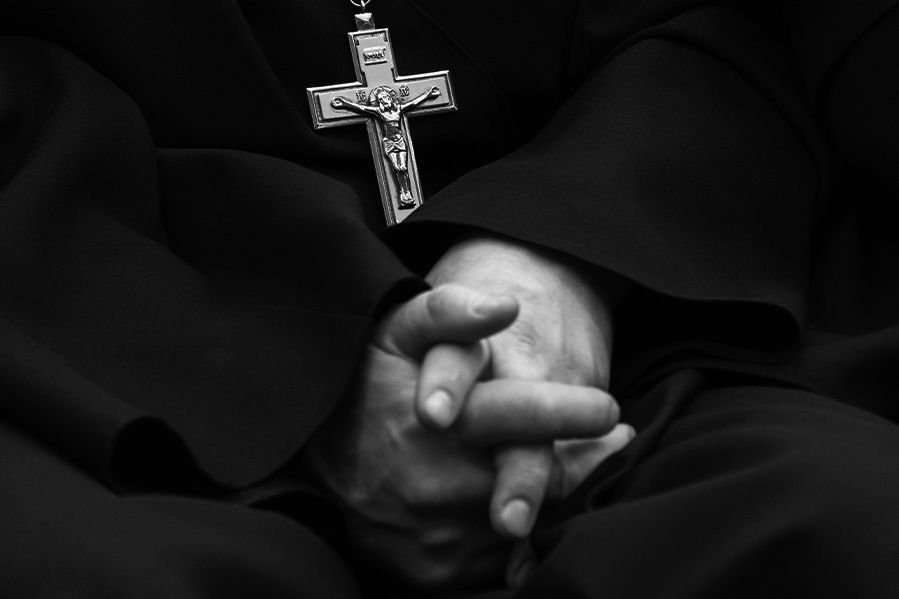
[307,14,457,225]
[331,85,441,209]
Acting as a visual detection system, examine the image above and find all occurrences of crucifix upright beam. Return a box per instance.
[307,13,457,226]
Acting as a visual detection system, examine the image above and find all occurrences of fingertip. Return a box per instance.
[588,388,621,433]
[584,388,621,437]
[490,446,552,537]
[606,422,636,442]
[471,294,518,320]
[421,389,456,429]
[623,423,637,440]
[605,396,621,429]
[496,498,533,539]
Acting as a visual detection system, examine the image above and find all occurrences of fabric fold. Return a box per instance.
[0,36,422,488]
[387,7,821,370]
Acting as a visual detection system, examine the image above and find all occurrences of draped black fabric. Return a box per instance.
[2,0,899,597]
[0,0,821,490]
[517,372,899,599]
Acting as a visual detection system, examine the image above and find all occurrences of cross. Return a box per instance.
[307,13,457,226]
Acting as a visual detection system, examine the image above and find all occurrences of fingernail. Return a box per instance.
[472,295,514,317]
[500,499,532,538]
[424,390,454,428]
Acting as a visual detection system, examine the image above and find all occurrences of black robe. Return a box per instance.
[2,1,899,597]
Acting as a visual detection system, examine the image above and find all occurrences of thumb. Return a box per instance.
[377,284,518,359]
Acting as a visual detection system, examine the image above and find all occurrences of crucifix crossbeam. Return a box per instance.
[307,13,457,226]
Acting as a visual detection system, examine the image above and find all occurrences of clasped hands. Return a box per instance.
[306,237,632,592]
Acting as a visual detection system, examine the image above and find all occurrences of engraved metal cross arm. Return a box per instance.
[307,14,457,226]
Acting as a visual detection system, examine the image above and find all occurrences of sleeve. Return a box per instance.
[385,4,828,377]
[788,0,899,102]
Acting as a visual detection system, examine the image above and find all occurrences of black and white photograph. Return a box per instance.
[2,1,899,597]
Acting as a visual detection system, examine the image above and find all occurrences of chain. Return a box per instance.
[350,0,372,8]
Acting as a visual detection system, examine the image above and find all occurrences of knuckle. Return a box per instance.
[441,368,472,398]
[435,347,481,387]
[400,474,450,509]
[606,424,635,449]
[490,331,555,381]
[416,525,464,550]
[508,465,550,495]
[406,531,502,590]
[403,558,458,591]
[357,535,461,592]
[440,369,464,392]
[498,450,553,494]
[553,355,605,387]
[425,286,453,319]
[506,321,543,355]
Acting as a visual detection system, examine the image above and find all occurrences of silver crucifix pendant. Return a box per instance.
[307,13,457,226]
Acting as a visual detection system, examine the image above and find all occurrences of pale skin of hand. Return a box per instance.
[421,235,630,575]
[304,284,630,592]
